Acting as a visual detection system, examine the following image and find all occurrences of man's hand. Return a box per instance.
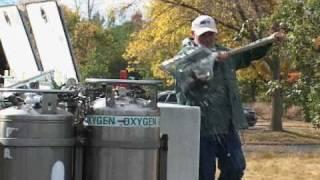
[216,51,229,62]
[272,32,286,43]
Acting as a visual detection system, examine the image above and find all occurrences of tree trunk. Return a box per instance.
[250,80,257,102]
[87,0,94,20]
[271,88,283,131]
[301,92,312,122]
[270,55,283,131]
[301,73,313,123]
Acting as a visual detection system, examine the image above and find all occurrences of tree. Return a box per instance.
[107,21,138,78]
[87,0,95,20]
[270,0,320,127]
[70,0,99,20]
[63,6,140,80]
[237,61,272,102]
[125,0,278,79]
[63,6,112,78]
[124,0,287,130]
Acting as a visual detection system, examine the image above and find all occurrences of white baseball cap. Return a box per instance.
[191,15,218,36]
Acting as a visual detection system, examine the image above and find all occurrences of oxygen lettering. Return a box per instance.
[85,116,159,127]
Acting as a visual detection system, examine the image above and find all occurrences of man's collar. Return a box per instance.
[197,44,218,51]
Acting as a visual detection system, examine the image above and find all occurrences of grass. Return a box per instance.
[242,102,320,144]
[242,119,320,144]
[239,103,320,179]
[216,103,320,179]
[244,152,320,180]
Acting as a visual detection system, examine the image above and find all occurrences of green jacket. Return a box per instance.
[174,38,272,136]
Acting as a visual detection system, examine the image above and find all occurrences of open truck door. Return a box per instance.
[25,0,80,85]
[0,1,80,88]
[0,5,40,86]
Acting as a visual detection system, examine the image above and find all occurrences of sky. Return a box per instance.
[0,0,16,5]
[0,0,149,19]
[60,0,149,19]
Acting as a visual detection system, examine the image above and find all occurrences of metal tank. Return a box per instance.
[83,79,163,180]
[0,89,76,180]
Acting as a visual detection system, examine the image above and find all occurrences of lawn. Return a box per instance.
[242,119,320,144]
[242,102,320,144]
[238,103,320,180]
[244,152,320,180]
[215,103,320,179]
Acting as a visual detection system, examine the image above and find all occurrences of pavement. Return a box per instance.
[243,143,320,153]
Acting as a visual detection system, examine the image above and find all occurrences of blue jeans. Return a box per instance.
[199,129,246,180]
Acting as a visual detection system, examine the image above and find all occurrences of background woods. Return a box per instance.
[60,0,320,129]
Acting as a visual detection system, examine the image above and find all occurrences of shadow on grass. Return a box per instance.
[282,129,320,141]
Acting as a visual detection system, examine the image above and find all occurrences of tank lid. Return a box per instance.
[85,79,162,86]
[0,105,73,120]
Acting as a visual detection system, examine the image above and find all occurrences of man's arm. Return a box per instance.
[230,43,273,70]
[216,32,285,70]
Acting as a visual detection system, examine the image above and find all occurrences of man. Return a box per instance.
[173,15,284,180]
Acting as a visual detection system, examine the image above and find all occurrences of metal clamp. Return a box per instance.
[0,88,76,113]
[0,88,75,94]
[85,79,162,86]
[85,78,162,108]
